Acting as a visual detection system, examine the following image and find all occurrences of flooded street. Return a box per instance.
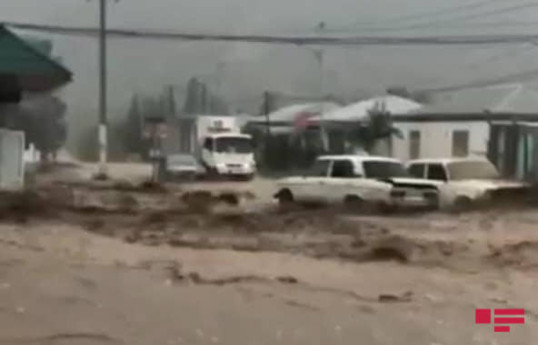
[0,163,535,344]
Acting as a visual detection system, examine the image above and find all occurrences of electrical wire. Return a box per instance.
[339,0,512,28]
[417,66,538,93]
[5,21,538,46]
[328,1,538,33]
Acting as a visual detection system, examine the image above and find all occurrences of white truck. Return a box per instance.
[177,115,256,180]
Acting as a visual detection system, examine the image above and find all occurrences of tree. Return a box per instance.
[347,101,402,153]
[183,78,203,115]
[183,77,229,115]
[124,94,145,156]
[10,95,67,162]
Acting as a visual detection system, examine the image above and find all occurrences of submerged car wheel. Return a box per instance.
[452,196,473,213]
[276,189,294,208]
[343,195,364,213]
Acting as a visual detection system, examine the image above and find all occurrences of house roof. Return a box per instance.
[312,95,422,122]
[408,84,538,116]
[0,25,72,92]
[250,102,341,124]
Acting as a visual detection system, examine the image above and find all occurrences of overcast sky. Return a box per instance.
[3,0,538,155]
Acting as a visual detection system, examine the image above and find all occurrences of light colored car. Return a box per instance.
[407,157,530,209]
[166,154,205,181]
[274,155,439,210]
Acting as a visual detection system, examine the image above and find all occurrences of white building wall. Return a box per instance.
[0,129,25,191]
[392,121,490,162]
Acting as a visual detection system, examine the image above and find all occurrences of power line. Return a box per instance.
[339,0,512,29]
[329,1,538,33]
[5,21,538,46]
[408,44,538,89]
[417,66,538,93]
[413,20,538,30]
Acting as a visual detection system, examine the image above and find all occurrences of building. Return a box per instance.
[308,95,422,154]
[389,84,538,179]
[246,102,341,133]
[0,24,72,189]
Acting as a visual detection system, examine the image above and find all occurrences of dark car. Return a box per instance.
[165,154,205,181]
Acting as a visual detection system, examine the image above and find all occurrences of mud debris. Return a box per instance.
[378,291,414,303]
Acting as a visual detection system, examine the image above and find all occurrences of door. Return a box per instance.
[201,137,214,168]
[426,164,448,182]
[408,163,426,179]
[452,130,469,157]
[409,130,421,159]
[293,159,332,202]
[324,159,359,202]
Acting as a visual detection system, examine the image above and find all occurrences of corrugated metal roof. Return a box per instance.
[313,95,422,122]
[0,25,72,91]
[250,102,341,123]
[409,84,538,116]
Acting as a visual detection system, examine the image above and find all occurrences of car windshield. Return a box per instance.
[215,137,253,154]
[446,161,500,180]
[363,161,409,178]
[167,155,196,166]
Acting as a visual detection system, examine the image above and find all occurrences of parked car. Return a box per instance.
[407,157,531,209]
[274,155,439,211]
[165,154,205,181]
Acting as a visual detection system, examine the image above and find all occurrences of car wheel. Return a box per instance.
[243,174,255,182]
[377,202,397,214]
[206,167,221,180]
[343,195,364,213]
[452,196,473,213]
[276,189,294,208]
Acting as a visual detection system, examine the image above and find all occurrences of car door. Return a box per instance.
[293,159,332,202]
[425,163,453,207]
[324,159,358,202]
[408,163,426,179]
[426,164,448,182]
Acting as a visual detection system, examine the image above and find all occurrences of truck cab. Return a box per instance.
[200,133,256,179]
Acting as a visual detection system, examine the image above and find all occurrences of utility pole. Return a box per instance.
[263,91,272,138]
[314,22,329,153]
[97,0,115,177]
[97,0,108,176]
[215,61,225,98]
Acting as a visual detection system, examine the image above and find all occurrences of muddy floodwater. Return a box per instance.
[0,163,536,344]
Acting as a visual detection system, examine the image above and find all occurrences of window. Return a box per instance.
[331,160,356,178]
[215,137,253,153]
[409,130,421,159]
[427,164,448,181]
[408,164,426,178]
[452,130,469,157]
[446,160,499,180]
[363,161,409,179]
[203,138,213,151]
[305,159,331,177]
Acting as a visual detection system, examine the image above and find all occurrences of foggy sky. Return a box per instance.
[3,0,538,155]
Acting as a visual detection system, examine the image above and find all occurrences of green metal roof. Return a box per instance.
[0,25,72,92]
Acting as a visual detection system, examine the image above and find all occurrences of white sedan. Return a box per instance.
[407,158,531,209]
[274,155,439,211]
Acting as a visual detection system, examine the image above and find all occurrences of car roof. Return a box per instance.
[167,154,196,160]
[408,157,490,165]
[318,155,402,164]
[209,133,252,139]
